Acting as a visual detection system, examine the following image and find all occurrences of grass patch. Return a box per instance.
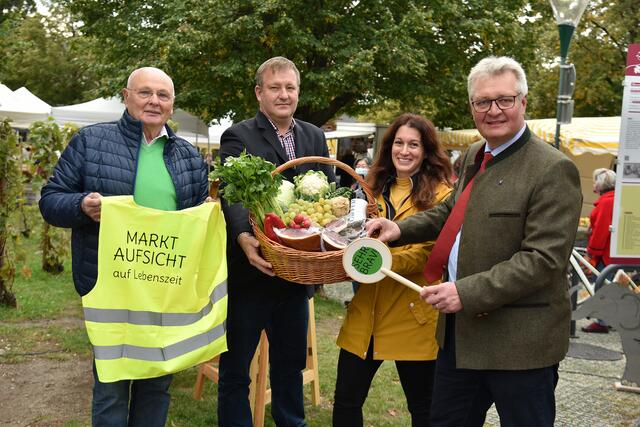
[49,325,91,356]
[166,296,412,426]
[0,230,88,363]
[0,322,89,363]
[0,229,80,322]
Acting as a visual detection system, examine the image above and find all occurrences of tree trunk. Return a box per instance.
[0,236,17,308]
[41,222,64,274]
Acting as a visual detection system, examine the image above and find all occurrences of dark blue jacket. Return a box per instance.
[39,110,209,296]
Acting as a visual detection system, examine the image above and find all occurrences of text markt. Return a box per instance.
[112,230,187,269]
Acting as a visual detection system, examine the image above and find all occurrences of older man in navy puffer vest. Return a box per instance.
[40,67,208,427]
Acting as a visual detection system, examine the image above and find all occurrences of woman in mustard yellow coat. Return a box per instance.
[333,114,453,427]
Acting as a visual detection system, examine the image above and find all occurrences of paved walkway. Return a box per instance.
[323,282,640,427]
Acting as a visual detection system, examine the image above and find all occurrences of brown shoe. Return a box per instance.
[581,322,609,333]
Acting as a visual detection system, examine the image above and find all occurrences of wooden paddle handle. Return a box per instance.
[380,267,423,293]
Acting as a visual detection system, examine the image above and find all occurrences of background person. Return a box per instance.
[337,138,368,188]
[217,56,335,427]
[353,156,372,183]
[582,168,616,333]
[333,113,453,426]
[365,56,582,426]
[39,67,209,426]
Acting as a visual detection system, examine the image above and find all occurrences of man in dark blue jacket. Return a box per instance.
[40,67,208,426]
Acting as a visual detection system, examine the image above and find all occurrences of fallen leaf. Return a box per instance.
[21,266,32,278]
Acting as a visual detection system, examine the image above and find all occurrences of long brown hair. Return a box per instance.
[367,113,452,210]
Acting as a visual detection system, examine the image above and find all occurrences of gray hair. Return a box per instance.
[126,67,175,95]
[255,57,300,87]
[593,168,616,193]
[467,56,528,100]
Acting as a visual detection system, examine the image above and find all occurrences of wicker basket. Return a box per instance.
[251,156,378,284]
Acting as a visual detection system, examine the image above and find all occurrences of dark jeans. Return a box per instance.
[218,286,309,427]
[430,347,559,427]
[91,361,172,427]
[333,341,436,427]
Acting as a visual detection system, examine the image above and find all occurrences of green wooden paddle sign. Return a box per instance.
[342,238,423,292]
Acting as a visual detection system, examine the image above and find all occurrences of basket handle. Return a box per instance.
[273,156,377,208]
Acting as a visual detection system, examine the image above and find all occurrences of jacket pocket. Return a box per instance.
[409,297,428,325]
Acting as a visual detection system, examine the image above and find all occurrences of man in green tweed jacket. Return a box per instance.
[367,56,582,426]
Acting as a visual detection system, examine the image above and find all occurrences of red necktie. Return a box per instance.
[423,151,493,284]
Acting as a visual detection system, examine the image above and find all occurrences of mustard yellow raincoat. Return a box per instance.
[337,182,451,361]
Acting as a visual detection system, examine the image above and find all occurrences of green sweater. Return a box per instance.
[134,137,177,211]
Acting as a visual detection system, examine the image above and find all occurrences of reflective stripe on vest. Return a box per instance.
[84,196,228,382]
[93,320,226,361]
[84,280,227,326]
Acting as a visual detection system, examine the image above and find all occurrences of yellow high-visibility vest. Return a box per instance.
[83,196,227,383]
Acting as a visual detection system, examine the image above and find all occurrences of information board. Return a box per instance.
[611,43,640,260]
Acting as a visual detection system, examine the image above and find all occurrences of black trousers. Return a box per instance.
[430,345,559,427]
[333,340,436,427]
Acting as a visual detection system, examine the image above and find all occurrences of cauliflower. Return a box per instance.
[276,180,296,211]
[294,170,330,201]
[328,196,350,218]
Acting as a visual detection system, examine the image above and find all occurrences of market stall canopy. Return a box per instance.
[325,121,376,139]
[0,85,51,128]
[527,117,620,155]
[438,128,483,151]
[0,84,14,103]
[206,118,233,150]
[437,116,621,156]
[51,97,209,145]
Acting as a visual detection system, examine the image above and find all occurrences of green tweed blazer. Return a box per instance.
[397,127,582,370]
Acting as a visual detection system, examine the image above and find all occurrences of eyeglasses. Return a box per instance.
[127,88,174,102]
[470,94,520,113]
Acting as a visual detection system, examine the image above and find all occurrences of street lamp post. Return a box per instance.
[549,0,589,150]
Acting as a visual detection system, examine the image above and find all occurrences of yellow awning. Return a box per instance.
[526,117,620,155]
[437,128,482,150]
[437,117,621,156]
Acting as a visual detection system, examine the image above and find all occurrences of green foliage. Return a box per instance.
[28,118,75,184]
[0,0,35,26]
[63,0,545,129]
[28,118,75,273]
[210,152,284,228]
[527,0,637,120]
[0,119,22,307]
[0,4,97,106]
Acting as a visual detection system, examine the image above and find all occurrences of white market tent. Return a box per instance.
[325,121,376,140]
[208,118,233,149]
[0,84,14,102]
[51,97,210,146]
[51,97,124,127]
[0,85,51,128]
